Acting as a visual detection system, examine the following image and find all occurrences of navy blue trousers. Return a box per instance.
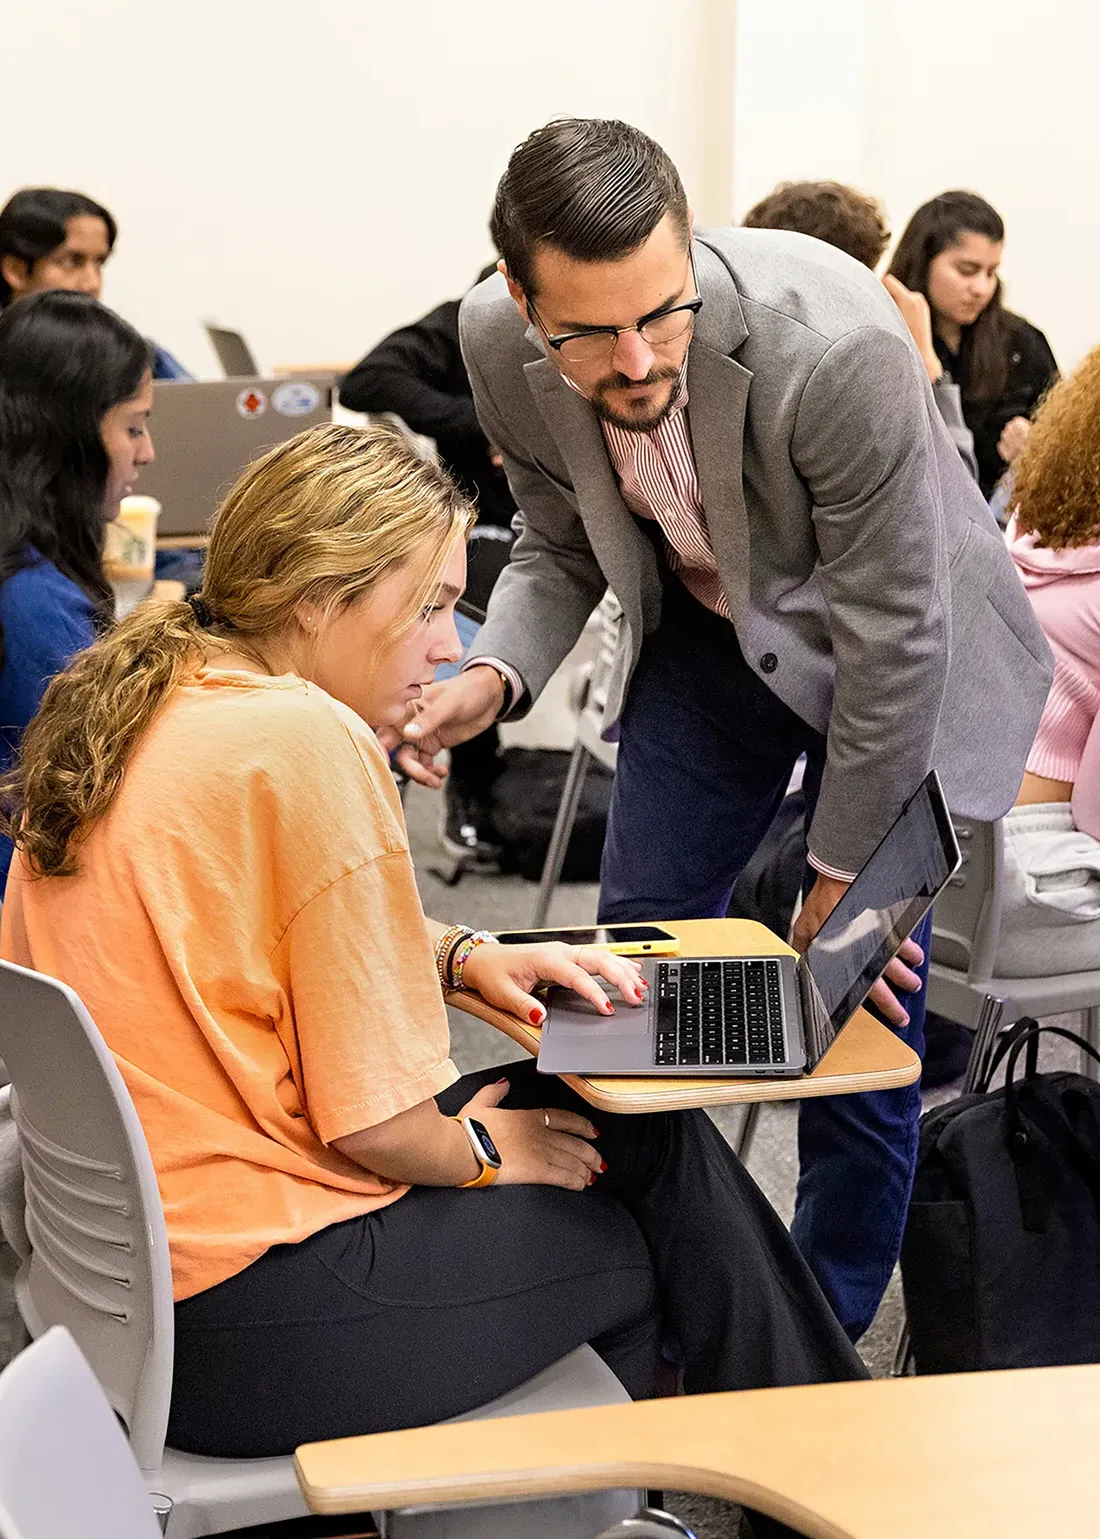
[598,579,929,1340]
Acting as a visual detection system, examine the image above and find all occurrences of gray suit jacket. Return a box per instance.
[460,227,1052,874]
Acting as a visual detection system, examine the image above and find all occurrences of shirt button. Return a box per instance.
[760,652,778,674]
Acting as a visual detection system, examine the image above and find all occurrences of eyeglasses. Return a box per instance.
[528,248,702,368]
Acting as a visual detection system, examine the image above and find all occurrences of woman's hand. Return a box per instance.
[460,941,648,1025]
[998,415,1032,464]
[459,1078,602,1190]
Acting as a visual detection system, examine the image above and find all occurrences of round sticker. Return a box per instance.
[272,380,322,417]
[236,387,267,419]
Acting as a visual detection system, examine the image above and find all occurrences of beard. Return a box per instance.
[586,365,682,432]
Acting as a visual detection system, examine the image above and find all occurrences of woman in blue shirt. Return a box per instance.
[0,288,154,890]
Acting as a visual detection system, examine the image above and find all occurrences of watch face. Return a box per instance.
[470,1118,502,1167]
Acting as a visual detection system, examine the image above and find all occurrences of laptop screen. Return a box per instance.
[803,772,960,1035]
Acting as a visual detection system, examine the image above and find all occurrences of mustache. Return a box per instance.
[591,365,681,396]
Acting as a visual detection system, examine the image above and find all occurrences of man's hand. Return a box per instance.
[792,873,924,1029]
[882,274,942,384]
[388,666,506,789]
[998,415,1032,465]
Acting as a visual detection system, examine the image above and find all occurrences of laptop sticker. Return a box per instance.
[236,387,267,418]
[272,380,322,417]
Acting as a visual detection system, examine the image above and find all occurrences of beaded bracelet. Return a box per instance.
[434,924,470,991]
[450,930,500,991]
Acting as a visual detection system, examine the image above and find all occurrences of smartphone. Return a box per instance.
[492,923,681,957]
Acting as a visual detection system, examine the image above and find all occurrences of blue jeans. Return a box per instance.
[597,579,928,1340]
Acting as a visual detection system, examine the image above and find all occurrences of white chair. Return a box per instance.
[0,1326,162,1539]
[532,593,622,928]
[928,815,1100,1085]
[0,960,637,1538]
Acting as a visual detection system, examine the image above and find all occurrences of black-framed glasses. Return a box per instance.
[528,247,702,367]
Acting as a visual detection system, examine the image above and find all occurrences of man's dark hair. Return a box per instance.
[490,119,690,297]
[0,188,118,307]
[742,180,890,270]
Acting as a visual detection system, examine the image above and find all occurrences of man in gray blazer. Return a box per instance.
[401,120,1052,1339]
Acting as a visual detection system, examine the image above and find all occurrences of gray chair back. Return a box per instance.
[0,962,174,1476]
[0,1326,162,1539]
[930,816,1006,981]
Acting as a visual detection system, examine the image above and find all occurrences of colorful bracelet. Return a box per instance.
[434,925,470,991]
[449,930,500,991]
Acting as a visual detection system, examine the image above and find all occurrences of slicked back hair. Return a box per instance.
[490,119,690,297]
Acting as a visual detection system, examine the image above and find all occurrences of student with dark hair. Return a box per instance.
[744,179,977,482]
[888,191,1058,496]
[0,288,154,891]
[396,117,1052,1341]
[0,187,190,380]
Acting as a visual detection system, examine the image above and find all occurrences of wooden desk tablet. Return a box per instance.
[445,918,920,1113]
[296,1363,1100,1537]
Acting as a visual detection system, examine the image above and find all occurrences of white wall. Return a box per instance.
[733,0,1100,371]
[2,0,716,378]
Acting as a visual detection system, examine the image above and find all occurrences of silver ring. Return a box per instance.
[544,1111,551,1129]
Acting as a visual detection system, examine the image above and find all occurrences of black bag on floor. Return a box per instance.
[489,747,612,883]
[901,1022,1100,1373]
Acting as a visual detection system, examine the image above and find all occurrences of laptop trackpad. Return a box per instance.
[548,989,651,1037]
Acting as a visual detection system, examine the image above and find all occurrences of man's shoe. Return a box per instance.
[440,784,504,866]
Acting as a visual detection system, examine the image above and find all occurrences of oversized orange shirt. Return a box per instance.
[0,669,458,1300]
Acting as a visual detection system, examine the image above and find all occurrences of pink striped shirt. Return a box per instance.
[600,372,730,619]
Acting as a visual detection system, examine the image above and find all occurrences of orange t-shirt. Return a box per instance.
[0,669,458,1300]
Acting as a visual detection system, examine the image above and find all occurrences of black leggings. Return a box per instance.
[169,1061,865,1458]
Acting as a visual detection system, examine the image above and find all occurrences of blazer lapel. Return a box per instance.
[686,343,753,621]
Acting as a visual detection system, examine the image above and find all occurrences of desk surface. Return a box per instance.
[445,917,920,1112]
[295,1362,1100,1537]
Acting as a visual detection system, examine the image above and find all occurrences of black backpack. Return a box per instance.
[489,747,613,883]
[901,1021,1100,1373]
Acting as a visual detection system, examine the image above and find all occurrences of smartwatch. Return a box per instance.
[454,1116,502,1188]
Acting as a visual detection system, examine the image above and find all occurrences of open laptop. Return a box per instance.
[204,322,259,377]
[141,377,333,536]
[537,770,960,1079]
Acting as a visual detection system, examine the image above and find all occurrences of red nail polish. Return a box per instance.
[588,1173,596,1185]
[600,1160,608,1172]
[529,1007,544,1025]
[602,1002,616,1016]
[496,1078,509,1086]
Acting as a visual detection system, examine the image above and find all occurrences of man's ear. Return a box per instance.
[498,260,530,327]
[0,254,30,297]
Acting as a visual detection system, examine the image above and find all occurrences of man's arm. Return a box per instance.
[459,340,607,710]
[792,325,951,876]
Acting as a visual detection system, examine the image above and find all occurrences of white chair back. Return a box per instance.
[929,816,1006,980]
[0,1326,162,1539]
[0,961,174,1475]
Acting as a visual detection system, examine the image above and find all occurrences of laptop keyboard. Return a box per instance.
[654,959,787,1067]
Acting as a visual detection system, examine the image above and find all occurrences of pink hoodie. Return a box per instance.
[1007,514,1100,840]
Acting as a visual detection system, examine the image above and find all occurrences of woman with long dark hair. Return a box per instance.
[0,287,154,890]
[0,186,190,379]
[888,191,1057,496]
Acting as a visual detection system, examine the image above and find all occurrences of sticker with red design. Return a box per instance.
[236,387,267,419]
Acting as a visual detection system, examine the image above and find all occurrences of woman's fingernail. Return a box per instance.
[600,1160,608,1173]
[588,1173,596,1185]
[602,1002,615,1016]
[496,1078,509,1087]
[529,1007,545,1025]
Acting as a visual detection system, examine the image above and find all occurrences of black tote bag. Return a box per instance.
[901,1021,1100,1373]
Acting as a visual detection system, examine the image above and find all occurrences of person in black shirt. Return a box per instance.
[340,266,515,528]
[888,191,1057,497]
[341,270,517,864]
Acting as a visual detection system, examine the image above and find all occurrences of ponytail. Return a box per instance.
[0,598,207,877]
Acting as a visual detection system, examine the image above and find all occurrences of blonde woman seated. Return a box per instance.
[1002,344,1100,974]
[0,424,862,1462]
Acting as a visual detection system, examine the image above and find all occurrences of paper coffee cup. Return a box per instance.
[104,495,162,583]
